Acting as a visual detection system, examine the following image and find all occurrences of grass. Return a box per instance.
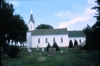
[1,47,100,66]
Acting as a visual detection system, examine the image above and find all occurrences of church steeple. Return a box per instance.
[29,9,35,23]
[28,9,35,31]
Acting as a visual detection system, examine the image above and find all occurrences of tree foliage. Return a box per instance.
[1,1,28,49]
[69,40,73,49]
[52,41,60,51]
[46,43,51,51]
[36,24,53,29]
[83,0,100,50]
[92,0,100,21]
[5,45,20,58]
[74,39,78,46]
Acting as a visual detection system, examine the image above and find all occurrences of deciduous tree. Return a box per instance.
[1,0,28,50]
[36,24,53,29]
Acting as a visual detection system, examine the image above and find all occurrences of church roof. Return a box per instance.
[68,30,85,37]
[28,9,35,23]
[31,28,68,35]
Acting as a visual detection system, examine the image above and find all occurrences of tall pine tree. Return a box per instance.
[83,0,100,50]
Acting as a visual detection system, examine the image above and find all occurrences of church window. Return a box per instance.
[46,38,48,43]
[61,37,63,43]
[53,38,55,42]
[38,38,40,43]
[79,39,81,43]
[30,25,32,29]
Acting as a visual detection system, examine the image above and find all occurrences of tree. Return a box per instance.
[83,24,93,46]
[52,41,60,51]
[1,0,28,50]
[74,39,78,46]
[91,0,100,50]
[9,14,28,45]
[83,0,100,50]
[46,43,51,51]
[69,40,73,49]
[1,0,14,49]
[36,24,53,29]
[5,45,20,58]
[92,0,100,21]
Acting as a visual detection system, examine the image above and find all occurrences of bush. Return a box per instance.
[3,44,9,52]
[5,45,20,58]
[52,41,60,51]
[74,39,78,46]
[46,43,51,51]
[69,40,73,49]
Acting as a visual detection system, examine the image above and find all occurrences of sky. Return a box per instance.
[6,0,97,30]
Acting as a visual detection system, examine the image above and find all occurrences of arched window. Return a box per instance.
[61,37,63,43]
[46,38,48,43]
[79,39,81,43]
[38,38,40,43]
[53,38,55,42]
[30,25,32,29]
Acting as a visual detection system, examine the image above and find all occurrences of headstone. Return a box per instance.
[39,53,41,55]
[43,52,45,54]
[36,45,39,51]
[39,57,41,59]
[48,48,56,56]
[61,50,63,53]
[27,47,32,53]
[42,47,44,51]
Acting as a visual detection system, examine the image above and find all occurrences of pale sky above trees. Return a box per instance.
[6,0,97,30]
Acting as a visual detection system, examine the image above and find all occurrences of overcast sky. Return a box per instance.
[6,0,97,30]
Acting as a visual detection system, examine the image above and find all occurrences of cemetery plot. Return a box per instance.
[36,45,39,51]
[48,48,56,56]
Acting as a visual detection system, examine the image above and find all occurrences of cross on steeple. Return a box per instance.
[31,7,32,14]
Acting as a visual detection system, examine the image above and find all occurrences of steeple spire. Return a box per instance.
[28,8,35,23]
[31,8,32,14]
[28,8,35,31]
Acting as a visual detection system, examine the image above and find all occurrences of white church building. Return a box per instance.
[27,10,86,48]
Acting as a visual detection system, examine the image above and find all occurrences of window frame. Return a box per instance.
[46,38,48,43]
[38,38,40,43]
[53,38,55,42]
[79,39,81,43]
[30,25,32,29]
[61,37,63,43]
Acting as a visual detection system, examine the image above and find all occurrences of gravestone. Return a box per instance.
[61,50,63,53]
[39,53,41,55]
[42,47,44,51]
[36,45,39,51]
[39,57,41,59]
[48,48,56,56]
[27,47,32,53]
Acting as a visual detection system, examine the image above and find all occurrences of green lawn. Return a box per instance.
[1,47,100,66]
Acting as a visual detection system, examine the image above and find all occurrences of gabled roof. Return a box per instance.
[68,30,85,37]
[31,28,68,35]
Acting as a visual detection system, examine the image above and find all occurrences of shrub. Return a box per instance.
[3,44,10,53]
[69,40,73,49]
[46,43,51,51]
[5,45,20,58]
[74,39,78,46]
[52,41,60,51]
